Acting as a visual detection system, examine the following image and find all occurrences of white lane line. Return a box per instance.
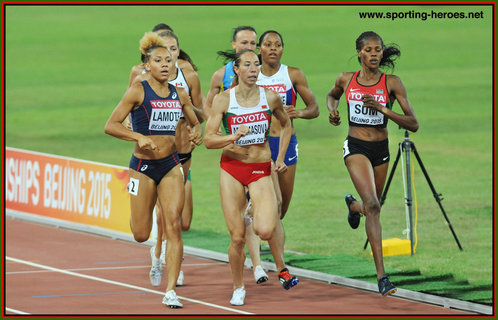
[5,307,30,315]
[6,256,252,315]
[6,262,225,275]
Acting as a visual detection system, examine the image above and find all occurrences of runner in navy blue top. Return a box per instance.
[105,32,202,308]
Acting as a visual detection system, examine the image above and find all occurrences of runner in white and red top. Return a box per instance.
[204,49,296,306]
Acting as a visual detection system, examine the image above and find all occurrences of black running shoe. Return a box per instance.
[278,268,299,290]
[378,275,397,296]
[345,193,361,229]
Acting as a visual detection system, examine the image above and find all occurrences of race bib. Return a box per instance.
[260,83,287,105]
[149,99,183,131]
[127,177,139,196]
[231,121,269,146]
[348,100,385,126]
[228,111,270,146]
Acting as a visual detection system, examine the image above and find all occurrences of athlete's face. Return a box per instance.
[234,51,260,85]
[145,48,173,82]
[259,32,283,65]
[232,30,257,53]
[162,36,180,63]
[358,37,383,69]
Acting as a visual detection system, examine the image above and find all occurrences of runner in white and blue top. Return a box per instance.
[257,30,319,220]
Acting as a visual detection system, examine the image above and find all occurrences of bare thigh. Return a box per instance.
[345,154,389,205]
[219,169,247,241]
[248,176,278,239]
[128,169,157,241]
[156,165,185,230]
[345,154,377,204]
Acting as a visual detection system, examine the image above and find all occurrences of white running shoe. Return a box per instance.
[244,199,253,226]
[176,270,184,286]
[162,290,183,308]
[230,287,246,306]
[253,265,269,284]
[149,247,162,286]
[160,240,166,265]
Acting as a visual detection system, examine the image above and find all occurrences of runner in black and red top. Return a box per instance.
[326,31,419,297]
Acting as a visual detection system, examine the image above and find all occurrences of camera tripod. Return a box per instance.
[363,131,463,255]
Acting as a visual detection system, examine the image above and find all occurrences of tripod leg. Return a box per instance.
[411,144,463,251]
[404,140,415,256]
[363,238,369,250]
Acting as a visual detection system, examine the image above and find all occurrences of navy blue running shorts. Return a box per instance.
[269,134,298,166]
[129,152,181,185]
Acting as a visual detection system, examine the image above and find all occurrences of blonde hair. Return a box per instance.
[139,32,168,62]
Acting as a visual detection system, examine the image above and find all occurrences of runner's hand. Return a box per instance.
[138,136,157,151]
[274,159,287,173]
[233,124,250,141]
[329,110,341,126]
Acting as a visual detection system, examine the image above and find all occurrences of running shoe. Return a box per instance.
[230,287,246,306]
[345,193,361,229]
[244,199,253,226]
[149,246,162,287]
[253,265,268,284]
[162,290,183,308]
[378,275,397,296]
[278,268,299,290]
[160,240,167,265]
[176,270,184,286]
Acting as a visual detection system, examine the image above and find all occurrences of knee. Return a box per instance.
[253,225,273,241]
[362,199,381,217]
[132,231,149,243]
[130,221,150,243]
[181,221,191,232]
[181,213,192,232]
[230,234,246,250]
[165,218,182,239]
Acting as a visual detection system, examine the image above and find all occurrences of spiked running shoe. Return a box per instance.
[230,287,246,306]
[176,270,184,286]
[149,264,162,287]
[345,193,361,229]
[278,268,299,290]
[162,290,183,308]
[244,199,253,226]
[149,246,162,286]
[378,275,397,296]
[160,240,167,265]
[253,265,268,284]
